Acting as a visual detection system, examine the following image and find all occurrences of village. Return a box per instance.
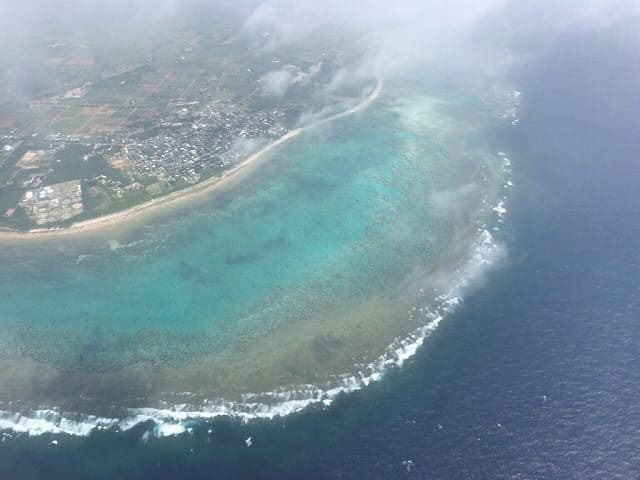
[107,101,288,187]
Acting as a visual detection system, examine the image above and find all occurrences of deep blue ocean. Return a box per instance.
[1,25,639,480]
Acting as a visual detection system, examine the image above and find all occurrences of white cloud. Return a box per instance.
[429,184,481,218]
[259,66,298,97]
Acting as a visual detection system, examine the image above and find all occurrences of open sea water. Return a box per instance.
[0,24,639,480]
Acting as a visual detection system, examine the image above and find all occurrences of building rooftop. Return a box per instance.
[20,179,84,225]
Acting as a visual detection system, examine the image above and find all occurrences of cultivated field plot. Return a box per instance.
[25,103,132,140]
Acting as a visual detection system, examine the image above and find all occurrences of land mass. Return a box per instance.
[0,79,382,240]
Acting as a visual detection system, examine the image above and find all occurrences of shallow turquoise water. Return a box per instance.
[0,79,509,410]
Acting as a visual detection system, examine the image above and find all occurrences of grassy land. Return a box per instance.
[45,145,129,185]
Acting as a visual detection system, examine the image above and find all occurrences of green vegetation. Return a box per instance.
[82,184,151,219]
[46,145,128,185]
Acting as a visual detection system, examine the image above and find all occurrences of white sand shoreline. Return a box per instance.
[0,79,383,241]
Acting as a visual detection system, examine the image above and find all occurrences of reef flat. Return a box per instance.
[0,74,516,434]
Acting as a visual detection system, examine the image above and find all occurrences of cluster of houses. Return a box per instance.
[107,101,288,187]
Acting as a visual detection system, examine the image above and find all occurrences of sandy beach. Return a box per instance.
[0,79,383,241]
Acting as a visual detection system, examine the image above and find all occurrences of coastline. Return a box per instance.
[0,75,517,438]
[0,79,383,241]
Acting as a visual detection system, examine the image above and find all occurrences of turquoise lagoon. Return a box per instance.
[0,77,513,428]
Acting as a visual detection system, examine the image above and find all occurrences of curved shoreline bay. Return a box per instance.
[0,76,515,435]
